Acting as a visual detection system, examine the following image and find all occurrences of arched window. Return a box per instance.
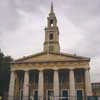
[49,33,53,40]
[50,19,53,27]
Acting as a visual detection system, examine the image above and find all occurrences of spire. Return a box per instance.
[43,1,60,53]
[50,1,54,13]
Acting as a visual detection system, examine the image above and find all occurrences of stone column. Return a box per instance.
[38,70,44,100]
[8,71,16,100]
[69,69,75,100]
[54,70,59,100]
[85,69,92,96]
[23,71,29,100]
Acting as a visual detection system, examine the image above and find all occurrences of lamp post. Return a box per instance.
[0,96,2,100]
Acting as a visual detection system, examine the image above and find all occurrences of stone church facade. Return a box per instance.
[8,3,92,100]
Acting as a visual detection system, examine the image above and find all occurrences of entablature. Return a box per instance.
[11,61,90,71]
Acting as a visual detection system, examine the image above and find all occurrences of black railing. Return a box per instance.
[3,96,100,100]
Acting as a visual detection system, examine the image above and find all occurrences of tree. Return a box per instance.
[0,49,13,97]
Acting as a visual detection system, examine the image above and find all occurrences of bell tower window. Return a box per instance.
[50,19,53,27]
[49,33,53,40]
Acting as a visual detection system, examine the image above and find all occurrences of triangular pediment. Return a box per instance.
[14,52,90,63]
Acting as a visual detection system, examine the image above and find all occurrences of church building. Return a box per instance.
[8,3,92,100]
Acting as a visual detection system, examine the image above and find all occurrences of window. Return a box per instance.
[50,19,53,27]
[45,71,53,84]
[75,70,84,82]
[49,34,53,40]
[59,71,69,84]
[50,19,53,24]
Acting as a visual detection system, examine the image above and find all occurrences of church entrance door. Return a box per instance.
[47,90,54,100]
[34,91,38,100]
[62,90,68,100]
[77,90,83,100]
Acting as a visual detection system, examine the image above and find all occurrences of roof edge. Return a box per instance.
[13,51,90,63]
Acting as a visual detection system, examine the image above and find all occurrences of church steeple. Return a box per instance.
[43,3,60,53]
[50,2,54,13]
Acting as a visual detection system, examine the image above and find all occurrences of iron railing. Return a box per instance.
[6,96,100,100]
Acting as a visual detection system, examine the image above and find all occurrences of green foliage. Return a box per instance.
[0,50,13,96]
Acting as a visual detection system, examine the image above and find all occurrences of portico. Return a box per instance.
[8,58,92,100]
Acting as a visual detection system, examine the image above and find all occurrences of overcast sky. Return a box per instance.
[0,0,100,82]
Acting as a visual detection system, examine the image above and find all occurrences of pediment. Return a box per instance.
[15,52,89,63]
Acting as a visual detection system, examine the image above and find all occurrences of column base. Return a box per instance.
[54,96,59,100]
[23,96,29,100]
[69,95,76,100]
[8,96,14,100]
[38,96,43,100]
